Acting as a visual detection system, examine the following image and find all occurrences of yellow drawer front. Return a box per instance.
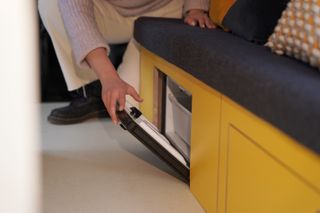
[189,83,221,213]
[219,96,320,213]
[226,127,320,213]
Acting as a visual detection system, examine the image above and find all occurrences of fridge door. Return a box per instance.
[117,104,190,183]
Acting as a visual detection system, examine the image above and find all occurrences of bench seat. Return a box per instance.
[134,17,320,154]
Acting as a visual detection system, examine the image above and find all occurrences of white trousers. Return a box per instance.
[38,0,183,98]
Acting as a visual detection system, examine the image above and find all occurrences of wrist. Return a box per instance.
[185,9,207,15]
[99,71,120,85]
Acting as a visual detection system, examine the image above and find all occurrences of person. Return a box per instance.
[38,0,215,125]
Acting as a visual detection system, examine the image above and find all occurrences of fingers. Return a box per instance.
[127,86,143,102]
[199,17,206,28]
[205,17,216,29]
[109,92,119,124]
[118,92,126,111]
[102,92,113,123]
[184,11,216,29]
[103,91,123,124]
[101,80,144,125]
[184,16,196,26]
[185,17,215,29]
[102,87,142,125]
[184,16,207,28]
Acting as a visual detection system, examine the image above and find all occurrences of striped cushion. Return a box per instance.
[209,0,235,27]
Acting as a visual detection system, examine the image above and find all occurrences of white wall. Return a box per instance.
[0,1,40,213]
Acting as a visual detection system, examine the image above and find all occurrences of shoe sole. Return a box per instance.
[47,110,109,125]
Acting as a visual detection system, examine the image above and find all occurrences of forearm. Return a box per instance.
[85,47,119,82]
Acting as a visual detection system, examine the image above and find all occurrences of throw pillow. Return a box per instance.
[266,0,320,69]
[209,0,235,27]
[209,0,289,43]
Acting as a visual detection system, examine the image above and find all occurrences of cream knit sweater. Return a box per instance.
[58,0,209,67]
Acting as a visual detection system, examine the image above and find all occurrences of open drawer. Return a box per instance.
[117,76,193,182]
[117,103,190,182]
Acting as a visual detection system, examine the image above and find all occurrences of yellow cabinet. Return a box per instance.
[219,96,320,213]
[139,47,320,213]
[226,127,320,213]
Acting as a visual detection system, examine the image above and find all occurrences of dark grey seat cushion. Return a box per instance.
[134,17,320,154]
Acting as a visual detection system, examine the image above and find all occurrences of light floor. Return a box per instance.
[41,103,204,213]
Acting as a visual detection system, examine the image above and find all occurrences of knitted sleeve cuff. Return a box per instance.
[58,0,109,69]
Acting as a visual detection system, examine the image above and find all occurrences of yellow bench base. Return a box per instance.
[139,47,320,213]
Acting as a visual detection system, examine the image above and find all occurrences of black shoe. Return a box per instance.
[47,81,109,124]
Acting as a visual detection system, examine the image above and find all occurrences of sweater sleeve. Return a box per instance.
[183,0,210,14]
[58,0,110,69]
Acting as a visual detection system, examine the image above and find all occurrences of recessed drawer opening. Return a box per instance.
[164,77,192,162]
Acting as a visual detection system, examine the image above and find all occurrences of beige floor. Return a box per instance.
[41,103,204,213]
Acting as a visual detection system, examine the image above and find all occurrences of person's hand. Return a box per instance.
[184,9,216,29]
[85,47,143,124]
[101,75,143,124]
